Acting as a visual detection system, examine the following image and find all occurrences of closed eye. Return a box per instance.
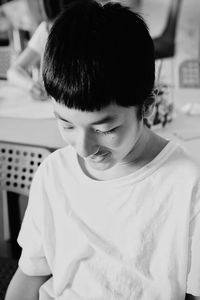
[58,120,74,130]
[62,126,74,130]
[95,127,118,135]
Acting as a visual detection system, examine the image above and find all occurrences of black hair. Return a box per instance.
[59,0,78,10]
[43,0,155,112]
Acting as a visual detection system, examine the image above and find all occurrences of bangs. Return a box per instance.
[43,52,116,111]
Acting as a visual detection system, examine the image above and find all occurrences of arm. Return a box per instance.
[5,267,51,300]
[7,47,40,90]
[7,47,47,100]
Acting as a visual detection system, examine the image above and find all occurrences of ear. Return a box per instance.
[143,91,156,118]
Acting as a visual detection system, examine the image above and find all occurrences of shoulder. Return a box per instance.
[154,142,200,198]
[170,143,200,210]
[29,146,75,204]
[36,145,76,176]
[164,142,200,179]
[45,145,75,164]
[154,142,200,219]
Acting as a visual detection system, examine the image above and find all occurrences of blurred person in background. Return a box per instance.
[6,0,65,100]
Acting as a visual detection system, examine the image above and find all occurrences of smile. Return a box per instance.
[89,151,110,163]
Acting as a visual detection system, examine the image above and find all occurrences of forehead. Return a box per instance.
[53,101,138,125]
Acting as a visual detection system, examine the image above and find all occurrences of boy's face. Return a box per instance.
[53,101,144,172]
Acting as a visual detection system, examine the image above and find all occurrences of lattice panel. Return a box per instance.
[0,142,51,196]
[179,60,200,88]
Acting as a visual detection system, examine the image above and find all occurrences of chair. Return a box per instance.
[0,141,52,298]
[0,257,18,300]
[0,141,52,258]
[153,0,183,59]
[179,59,200,88]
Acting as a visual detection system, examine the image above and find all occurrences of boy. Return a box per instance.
[5,1,200,299]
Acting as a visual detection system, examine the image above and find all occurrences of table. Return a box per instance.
[0,116,65,149]
[0,81,65,149]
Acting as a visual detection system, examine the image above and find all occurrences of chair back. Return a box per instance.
[154,0,183,59]
[162,0,182,38]
[0,141,52,259]
[0,141,51,196]
[0,257,18,300]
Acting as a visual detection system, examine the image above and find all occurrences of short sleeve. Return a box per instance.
[187,183,200,296]
[28,21,48,55]
[17,160,52,276]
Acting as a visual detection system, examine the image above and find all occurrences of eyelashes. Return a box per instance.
[95,127,117,135]
[61,125,118,135]
[59,119,119,136]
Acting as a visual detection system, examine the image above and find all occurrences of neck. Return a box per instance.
[119,125,151,167]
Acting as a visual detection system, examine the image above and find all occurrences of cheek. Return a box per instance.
[110,125,139,149]
[101,130,129,149]
[109,135,124,148]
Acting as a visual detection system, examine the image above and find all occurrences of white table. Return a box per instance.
[0,81,65,149]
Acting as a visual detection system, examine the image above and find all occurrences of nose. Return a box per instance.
[76,130,99,158]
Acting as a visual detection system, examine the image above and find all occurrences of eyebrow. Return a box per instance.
[54,111,118,125]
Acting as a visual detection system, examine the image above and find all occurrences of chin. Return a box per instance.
[86,157,115,171]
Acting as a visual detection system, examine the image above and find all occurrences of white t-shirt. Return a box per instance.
[18,142,200,300]
[28,21,49,55]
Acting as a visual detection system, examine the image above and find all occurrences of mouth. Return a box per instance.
[89,151,110,163]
